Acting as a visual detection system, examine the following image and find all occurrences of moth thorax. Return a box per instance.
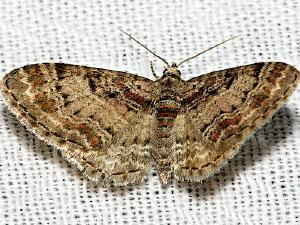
[159,75,182,91]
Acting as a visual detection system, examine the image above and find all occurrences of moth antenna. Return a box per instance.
[120,29,170,66]
[177,35,240,67]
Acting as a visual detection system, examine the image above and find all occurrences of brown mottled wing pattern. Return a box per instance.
[174,62,300,181]
[1,63,157,186]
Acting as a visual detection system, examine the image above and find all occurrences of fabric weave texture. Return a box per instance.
[0,0,299,224]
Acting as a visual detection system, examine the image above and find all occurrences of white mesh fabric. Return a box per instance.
[0,0,299,224]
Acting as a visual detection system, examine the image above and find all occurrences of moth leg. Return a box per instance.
[150,61,159,79]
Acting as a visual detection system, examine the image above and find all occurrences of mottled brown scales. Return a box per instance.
[1,62,299,186]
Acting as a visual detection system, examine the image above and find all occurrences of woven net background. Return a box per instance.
[0,0,299,224]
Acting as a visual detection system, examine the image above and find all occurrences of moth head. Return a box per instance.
[162,63,181,78]
[120,29,239,79]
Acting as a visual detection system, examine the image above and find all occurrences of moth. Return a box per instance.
[1,32,299,186]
